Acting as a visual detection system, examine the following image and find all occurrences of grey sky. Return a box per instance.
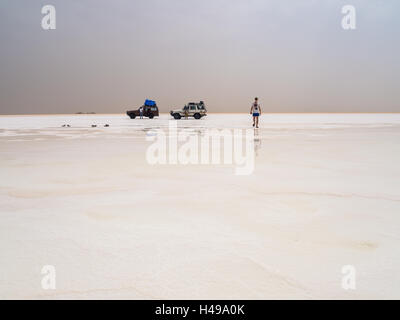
[0,0,399,114]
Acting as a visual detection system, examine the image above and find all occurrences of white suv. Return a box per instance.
[170,101,207,119]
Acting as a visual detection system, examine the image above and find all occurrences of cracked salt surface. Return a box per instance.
[0,113,400,299]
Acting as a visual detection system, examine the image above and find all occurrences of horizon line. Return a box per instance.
[1,112,400,117]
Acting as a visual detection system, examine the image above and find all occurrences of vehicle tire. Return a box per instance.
[129,114,136,119]
[173,113,181,120]
[148,113,154,119]
[194,113,201,119]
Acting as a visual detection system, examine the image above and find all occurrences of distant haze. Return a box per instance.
[0,0,399,114]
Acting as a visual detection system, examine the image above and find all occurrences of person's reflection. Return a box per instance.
[254,128,262,157]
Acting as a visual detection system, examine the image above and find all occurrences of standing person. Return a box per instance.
[184,106,189,120]
[139,106,144,119]
[250,97,261,128]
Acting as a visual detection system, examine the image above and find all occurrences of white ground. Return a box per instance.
[0,113,400,299]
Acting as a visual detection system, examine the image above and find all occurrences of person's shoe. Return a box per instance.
[252,123,255,127]
[256,125,259,128]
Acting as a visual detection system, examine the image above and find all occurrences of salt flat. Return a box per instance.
[0,113,400,299]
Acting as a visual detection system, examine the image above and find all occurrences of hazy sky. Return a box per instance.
[0,0,399,114]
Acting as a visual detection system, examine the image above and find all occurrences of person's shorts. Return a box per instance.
[253,113,260,117]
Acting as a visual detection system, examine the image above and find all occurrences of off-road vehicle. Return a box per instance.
[127,99,159,119]
[170,101,207,119]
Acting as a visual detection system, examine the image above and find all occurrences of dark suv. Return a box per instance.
[127,99,159,119]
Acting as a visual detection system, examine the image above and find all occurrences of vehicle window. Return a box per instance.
[151,107,157,111]
[190,106,196,110]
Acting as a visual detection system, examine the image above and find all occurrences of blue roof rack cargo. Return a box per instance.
[144,99,156,107]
